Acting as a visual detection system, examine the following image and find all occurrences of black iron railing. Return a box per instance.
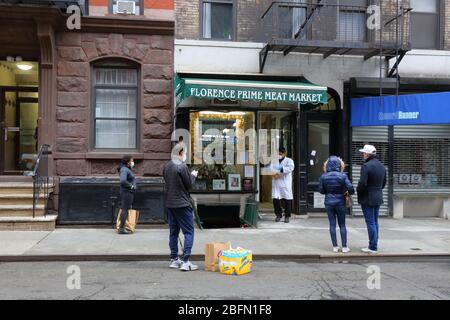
[32,144,54,218]
[261,1,410,47]
[258,1,411,72]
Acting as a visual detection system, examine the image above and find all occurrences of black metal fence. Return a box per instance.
[57,178,166,225]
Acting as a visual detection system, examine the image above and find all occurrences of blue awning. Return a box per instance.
[351,91,450,127]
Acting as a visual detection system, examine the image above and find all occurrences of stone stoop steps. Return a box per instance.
[0,182,56,231]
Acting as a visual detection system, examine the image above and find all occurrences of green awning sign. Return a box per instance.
[175,76,328,106]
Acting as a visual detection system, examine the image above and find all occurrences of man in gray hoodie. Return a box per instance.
[163,142,198,271]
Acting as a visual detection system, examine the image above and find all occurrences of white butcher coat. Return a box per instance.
[271,156,295,200]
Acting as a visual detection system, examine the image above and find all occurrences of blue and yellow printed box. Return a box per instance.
[218,248,252,276]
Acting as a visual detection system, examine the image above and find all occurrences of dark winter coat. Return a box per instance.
[318,156,355,207]
[357,155,386,206]
[163,159,196,209]
[118,164,136,195]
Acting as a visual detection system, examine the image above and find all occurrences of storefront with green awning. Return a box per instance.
[175,75,329,106]
[173,73,341,222]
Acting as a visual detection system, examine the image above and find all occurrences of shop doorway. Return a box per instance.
[0,60,39,175]
[258,111,296,211]
[304,113,338,213]
[0,86,39,175]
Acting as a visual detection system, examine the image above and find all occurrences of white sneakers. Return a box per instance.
[170,258,198,271]
[332,247,377,253]
[180,261,198,271]
[332,247,351,253]
[169,258,183,269]
[361,248,378,254]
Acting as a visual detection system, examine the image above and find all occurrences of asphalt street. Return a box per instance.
[0,258,449,300]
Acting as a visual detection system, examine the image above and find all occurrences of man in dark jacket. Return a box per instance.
[163,142,198,271]
[357,145,386,253]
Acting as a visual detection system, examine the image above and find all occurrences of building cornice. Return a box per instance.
[79,16,174,35]
[0,4,174,35]
[0,3,65,25]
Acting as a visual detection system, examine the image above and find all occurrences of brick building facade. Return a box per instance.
[173,0,450,220]
[444,0,450,50]
[0,1,175,227]
[175,0,415,43]
[54,31,173,178]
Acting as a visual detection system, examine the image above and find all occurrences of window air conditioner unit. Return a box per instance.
[116,1,136,15]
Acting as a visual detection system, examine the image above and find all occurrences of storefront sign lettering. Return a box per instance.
[189,87,325,104]
[264,91,287,101]
[288,92,323,103]
[378,111,420,121]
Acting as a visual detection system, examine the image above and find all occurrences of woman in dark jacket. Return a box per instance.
[318,156,355,253]
[117,155,137,234]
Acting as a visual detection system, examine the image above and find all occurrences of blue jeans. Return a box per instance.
[168,206,195,262]
[325,205,347,248]
[361,205,380,251]
[119,192,134,229]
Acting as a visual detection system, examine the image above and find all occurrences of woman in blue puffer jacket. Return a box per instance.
[318,156,355,253]
[117,155,137,235]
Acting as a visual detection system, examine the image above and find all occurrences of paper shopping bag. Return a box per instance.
[205,242,231,271]
[116,209,140,232]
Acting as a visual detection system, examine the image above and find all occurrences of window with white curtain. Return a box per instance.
[278,1,307,39]
[93,65,138,149]
[202,0,234,40]
[337,0,367,42]
[292,5,307,39]
[410,0,441,49]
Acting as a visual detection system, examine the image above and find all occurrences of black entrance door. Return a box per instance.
[298,112,338,214]
[0,86,39,175]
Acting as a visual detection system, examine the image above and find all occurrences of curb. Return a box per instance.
[0,253,449,263]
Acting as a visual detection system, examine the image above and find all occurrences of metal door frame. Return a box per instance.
[0,86,39,175]
[257,110,298,212]
[299,112,338,214]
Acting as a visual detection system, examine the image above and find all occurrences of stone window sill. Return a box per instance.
[85,152,144,160]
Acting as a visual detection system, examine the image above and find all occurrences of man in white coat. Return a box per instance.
[272,147,295,223]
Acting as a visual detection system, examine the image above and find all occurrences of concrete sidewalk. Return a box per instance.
[0,215,449,259]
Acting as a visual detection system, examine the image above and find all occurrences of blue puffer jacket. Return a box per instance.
[118,164,137,195]
[318,156,355,207]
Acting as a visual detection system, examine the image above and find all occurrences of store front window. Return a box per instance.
[393,125,450,190]
[189,111,256,192]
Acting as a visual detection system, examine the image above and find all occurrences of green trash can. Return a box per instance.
[242,198,258,227]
